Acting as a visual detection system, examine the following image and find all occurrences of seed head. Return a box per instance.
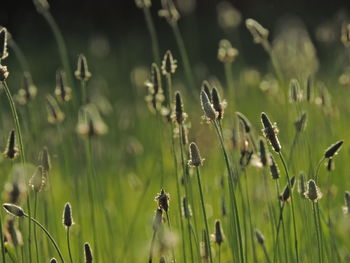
[236,112,251,133]
[212,87,225,120]
[280,176,295,202]
[324,140,343,159]
[50,259,57,263]
[172,91,187,125]
[4,218,23,247]
[159,0,180,24]
[289,79,303,103]
[84,242,93,263]
[255,229,265,245]
[326,158,335,171]
[217,39,239,63]
[306,76,313,102]
[294,112,307,133]
[55,69,72,102]
[63,202,73,227]
[343,191,350,214]
[76,104,108,137]
[3,203,25,217]
[245,18,269,44]
[213,220,225,245]
[188,142,203,167]
[298,172,306,198]
[269,154,280,180]
[200,90,217,122]
[46,95,65,124]
[153,208,163,232]
[261,112,281,153]
[15,72,37,105]
[145,63,164,112]
[29,166,46,193]
[0,64,9,81]
[3,130,19,160]
[304,179,322,202]
[259,139,268,167]
[33,0,50,13]
[155,189,170,212]
[75,54,92,81]
[221,195,226,217]
[200,229,210,261]
[0,27,9,60]
[161,50,177,75]
[202,80,212,101]
[3,181,25,205]
[181,196,192,219]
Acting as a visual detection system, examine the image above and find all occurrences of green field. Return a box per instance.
[1,0,350,262]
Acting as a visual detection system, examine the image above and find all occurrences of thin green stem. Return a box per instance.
[34,192,39,263]
[278,152,299,263]
[0,212,5,263]
[67,227,73,263]
[314,157,325,182]
[80,80,87,105]
[312,202,322,263]
[262,243,272,263]
[143,7,160,64]
[195,167,212,263]
[148,231,157,263]
[166,212,176,263]
[24,215,65,263]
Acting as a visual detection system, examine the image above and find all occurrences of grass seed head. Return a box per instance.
[213,219,225,245]
[46,95,65,124]
[0,27,8,60]
[326,158,335,171]
[343,191,350,214]
[145,63,164,112]
[212,87,225,120]
[159,256,166,263]
[188,142,203,167]
[324,140,343,159]
[63,202,74,227]
[55,69,72,102]
[84,242,93,263]
[255,229,265,245]
[172,91,187,125]
[341,23,350,47]
[304,179,322,202]
[161,50,177,75]
[0,64,9,81]
[245,18,269,44]
[159,0,180,25]
[182,196,192,219]
[202,80,212,101]
[155,189,170,212]
[236,112,251,133]
[289,79,303,103]
[306,76,313,102]
[221,195,226,217]
[29,166,46,193]
[33,0,50,13]
[135,0,151,8]
[50,259,57,263]
[200,90,217,122]
[200,229,210,261]
[269,154,280,179]
[261,112,281,153]
[77,104,108,137]
[298,172,306,198]
[5,218,23,247]
[217,39,238,63]
[75,54,92,81]
[294,112,307,133]
[3,203,25,217]
[3,130,19,160]
[259,139,268,167]
[280,176,295,202]
[15,72,37,105]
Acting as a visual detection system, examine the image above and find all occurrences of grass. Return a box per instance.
[1,0,350,262]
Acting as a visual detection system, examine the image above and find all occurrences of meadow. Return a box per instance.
[0,0,350,262]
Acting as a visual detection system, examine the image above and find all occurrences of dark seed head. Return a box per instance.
[161,50,177,75]
[269,154,280,180]
[174,91,187,125]
[0,27,8,60]
[304,179,322,202]
[200,90,217,121]
[259,139,268,167]
[84,242,93,263]
[324,140,343,159]
[3,130,19,160]
[294,112,307,133]
[155,189,170,212]
[63,202,73,227]
[75,54,91,81]
[261,112,281,153]
[214,220,225,245]
[182,196,192,219]
[280,176,295,202]
[255,229,265,245]
[212,87,224,120]
[188,142,203,167]
[236,112,251,133]
[50,258,57,263]
[202,81,212,101]
[3,203,25,217]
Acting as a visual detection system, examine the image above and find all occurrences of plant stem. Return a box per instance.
[0,212,5,263]
[143,7,160,64]
[24,215,65,263]
[278,152,299,263]
[34,192,39,263]
[314,157,325,182]
[148,231,157,263]
[67,227,73,263]
[262,243,272,263]
[312,202,322,263]
[166,212,176,263]
[195,167,212,263]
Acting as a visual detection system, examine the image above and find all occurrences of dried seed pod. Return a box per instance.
[304,179,322,202]
[63,202,73,228]
[3,130,19,160]
[29,166,46,193]
[153,208,163,232]
[3,203,25,217]
[55,69,72,102]
[161,50,177,75]
[280,176,295,202]
[75,54,91,81]
[158,0,180,24]
[200,90,217,122]
[269,154,280,180]
[255,229,265,245]
[155,189,170,212]
[324,140,343,159]
[188,142,203,167]
[213,220,225,245]
[84,242,93,263]
[0,27,8,60]
[236,112,251,133]
[245,18,269,44]
[261,112,281,153]
[212,87,225,120]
